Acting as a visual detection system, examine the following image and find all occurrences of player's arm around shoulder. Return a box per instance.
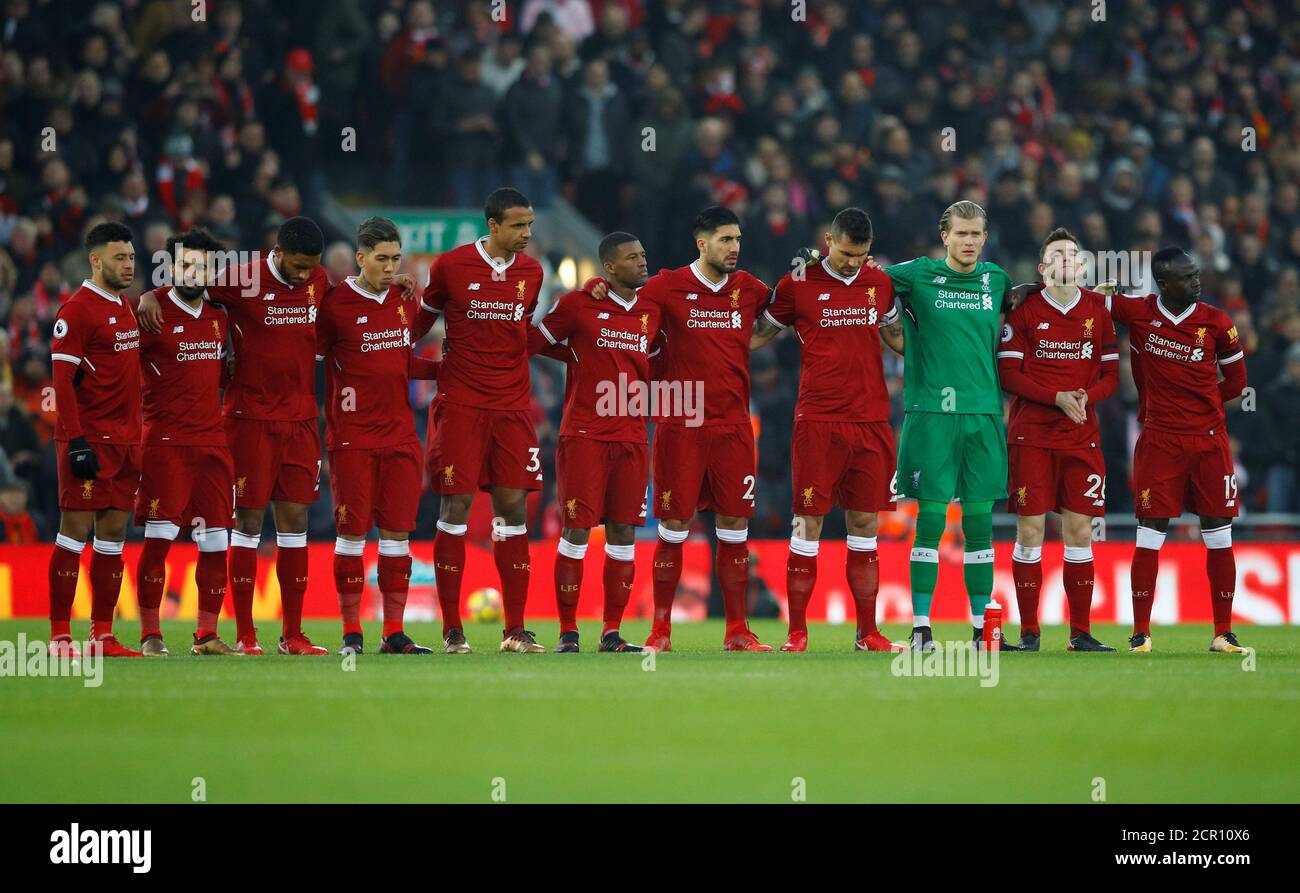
[751,272,793,351]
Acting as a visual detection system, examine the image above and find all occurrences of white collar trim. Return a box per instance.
[689,260,728,293]
[82,280,122,305]
[1156,295,1197,325]
[266,254,292,287]
[167,288,206,318]
[346,277,387,303]
[820,257,861,286]
[1042,286,1082,315]
[607,288,638,311]
[475,237,516,273]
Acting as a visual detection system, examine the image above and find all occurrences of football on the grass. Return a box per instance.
[466,588,503,623]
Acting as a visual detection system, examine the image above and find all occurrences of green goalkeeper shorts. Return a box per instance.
[895,412,1008,503]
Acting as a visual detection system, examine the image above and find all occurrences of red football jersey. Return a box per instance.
[1110,293,1243,435]
[50,280,142,444]
[643,262,770,427]
[998,287,1118,448]
[210,255,327,422]
[529,288,661,442]
[138,287,228,447]
[416,238,543,412]
[316,277,422,450]
[765,259,897,422]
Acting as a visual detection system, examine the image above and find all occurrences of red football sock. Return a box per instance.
[136,537,171,638]
[716,539,750,635]
[333,552,365,637]
[48,540,82,640]
[276,542,308,638]
[602,553,635,633]
[846,546,880,635]
[494,532,531,631]
[433,528,466,633]
[89,544,125,640]
[554,553,583,634]
[1012,554,1042,635]
[651,537,683,627]
[195,548,227,636]
[1130,547,1159,636]
[785,549,818,634]
[1206,546,1236,636]
[228,544,258,641]
[1063,556,1094,636]
[378,552,412,638]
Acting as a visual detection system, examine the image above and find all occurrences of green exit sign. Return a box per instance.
[360,210,487,254]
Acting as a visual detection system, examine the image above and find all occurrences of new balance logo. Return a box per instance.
[818,293,831,301]
[598,312,610,319]
[1037,322,1051,330]
[933,276,947,284]
[108,316,117,324]
[468,283,481,290]
[264,293,276,301]
[1150,320,1162,327]
[357,316,368,324]
[173,325,185,333]
[686,293,698,301]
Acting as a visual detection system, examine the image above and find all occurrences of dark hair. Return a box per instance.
[1038,226,1080,262]
[598,231,640,263]
[485,187,531,224]
[277,216,324,257]
[692,205,740,239]
[176,227,225,254]
[357,216,401,250]
[831,207,873,245]
[84,221,133,251]
[1152,246,1191,279]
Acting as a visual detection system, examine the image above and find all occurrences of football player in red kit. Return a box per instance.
[47,222,143,657]
[589,206,774,652]
[317,217,440,655]
[138,217,331,655]
[749,209,902,653]
[527,232,657,653]
[998,228,1118,652]
[412,189,546,653]
[1108,248,1248,654]
[134,228,239,655]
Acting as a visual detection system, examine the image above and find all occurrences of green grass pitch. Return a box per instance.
[1,619,1295,803]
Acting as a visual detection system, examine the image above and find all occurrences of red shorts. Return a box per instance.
[57,442,141,512]
[135,444,235,528]
[1131,427,1238,519]
[556,436,649,528]
[426,398,541,494]
[652,422,755,520]
[226,417,321,509]
[328,442,423,535]
[791,420,896,515]
[1007,443,1107,517]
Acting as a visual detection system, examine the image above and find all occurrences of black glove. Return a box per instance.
[68,436,100,480]
[793,247,822,269]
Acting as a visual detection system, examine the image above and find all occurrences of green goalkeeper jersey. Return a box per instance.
[884,255,1010,415]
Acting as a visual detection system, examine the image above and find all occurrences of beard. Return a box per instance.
[175,285,205,300]
[101,266,133,291]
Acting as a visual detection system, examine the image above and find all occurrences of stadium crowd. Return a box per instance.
[1,0,1298,543]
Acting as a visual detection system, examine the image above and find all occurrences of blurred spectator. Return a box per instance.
[0,477,46,543]
[1262,342,1300,513]
[439,49,500,208]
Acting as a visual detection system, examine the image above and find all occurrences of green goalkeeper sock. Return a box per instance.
[910,500,946,623]
[962,501,995,625]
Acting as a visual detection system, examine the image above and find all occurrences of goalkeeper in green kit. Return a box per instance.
[882,201,1022,652]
